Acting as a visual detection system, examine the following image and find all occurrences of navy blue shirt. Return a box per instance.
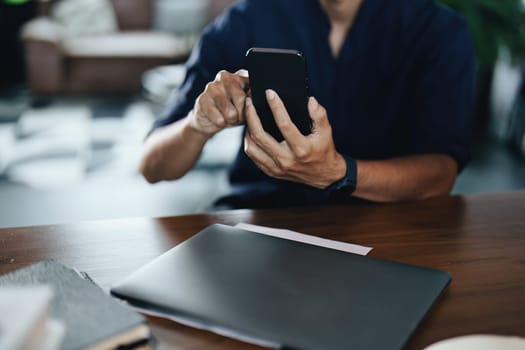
[154,0,475,208]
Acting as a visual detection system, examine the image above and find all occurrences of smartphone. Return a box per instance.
[245,48,312,142]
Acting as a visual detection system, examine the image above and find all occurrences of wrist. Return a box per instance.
[324,154,357,195]
[326,152,347,187]
[185,111,214,142]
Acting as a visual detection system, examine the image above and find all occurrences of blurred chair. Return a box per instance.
[21,0,193,95]
[142,0,237,106]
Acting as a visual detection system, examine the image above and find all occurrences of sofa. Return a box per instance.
[21,0,194,95]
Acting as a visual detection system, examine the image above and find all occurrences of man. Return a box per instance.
[140,0,475,208]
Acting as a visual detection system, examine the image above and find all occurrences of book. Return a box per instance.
[112,224,451,350]
[0,260,152,350]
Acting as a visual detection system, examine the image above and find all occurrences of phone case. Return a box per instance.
[245,48,312,142]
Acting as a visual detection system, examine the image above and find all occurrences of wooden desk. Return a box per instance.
[1,192,524,349]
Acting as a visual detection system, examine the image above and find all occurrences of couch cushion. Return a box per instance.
[153,0,209,35]
[21,17,63,44]
[51,0,118,38]
[62,32,193,59]
[110,0,152,30]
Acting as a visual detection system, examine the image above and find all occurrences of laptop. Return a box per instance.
[111,224,450,350]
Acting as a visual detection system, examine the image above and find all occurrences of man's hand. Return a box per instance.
[140,69,248,183]
[189,70,249,137]
[244,89,346,189]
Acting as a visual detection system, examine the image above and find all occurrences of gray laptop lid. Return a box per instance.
[111,224,450,350]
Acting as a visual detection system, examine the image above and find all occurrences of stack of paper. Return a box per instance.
[0,286,65,350]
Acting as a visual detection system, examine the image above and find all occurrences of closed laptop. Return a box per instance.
[111,224,450,350]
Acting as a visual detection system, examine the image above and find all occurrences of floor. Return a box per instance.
[0,88,241,228]
[453,138,525,195]
[0,87,524,229]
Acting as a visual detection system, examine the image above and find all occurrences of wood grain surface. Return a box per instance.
[1,191,524,349]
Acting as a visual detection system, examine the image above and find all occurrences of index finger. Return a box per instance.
[265,89,307,157]
[244,96,286,160]
[235,69,249,79]
[220,71,249,122]
[235,69,250,94]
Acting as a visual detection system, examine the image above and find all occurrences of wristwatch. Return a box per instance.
[325,154,357,195]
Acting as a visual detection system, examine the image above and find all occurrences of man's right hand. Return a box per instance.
[140,69,249,183]
[188,69,249,137]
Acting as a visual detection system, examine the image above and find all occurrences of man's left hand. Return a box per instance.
[244,89,346,189]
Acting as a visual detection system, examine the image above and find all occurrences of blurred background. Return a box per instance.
[0,0,524,228]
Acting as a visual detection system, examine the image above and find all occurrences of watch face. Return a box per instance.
[341,155,357,194]
[328,183,355,201]
[338,182,356,195]
[326,155,357,195]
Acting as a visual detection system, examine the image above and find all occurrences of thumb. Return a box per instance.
[308,97,329,132]
[235,69,250,93]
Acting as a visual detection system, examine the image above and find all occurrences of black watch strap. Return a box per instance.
[325,154,357,194]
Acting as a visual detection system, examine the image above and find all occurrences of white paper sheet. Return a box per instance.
[234,223,372,255]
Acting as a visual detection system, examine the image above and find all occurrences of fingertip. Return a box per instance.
[308,97,319,113]
[265,89,276,101]
[236,69,249,77]
[310,97,327,122]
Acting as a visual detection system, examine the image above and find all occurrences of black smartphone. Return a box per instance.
[245,48,312,142]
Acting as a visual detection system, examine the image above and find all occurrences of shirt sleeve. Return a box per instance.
[406,12,476,172]
[151,1,252,131]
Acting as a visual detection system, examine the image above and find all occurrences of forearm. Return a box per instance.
[352,154,457,202]
[140,115,209,183]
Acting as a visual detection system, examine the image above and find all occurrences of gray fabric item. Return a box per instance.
[0,260,146,350]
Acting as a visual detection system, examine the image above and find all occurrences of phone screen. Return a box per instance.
[245,48,312,142]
